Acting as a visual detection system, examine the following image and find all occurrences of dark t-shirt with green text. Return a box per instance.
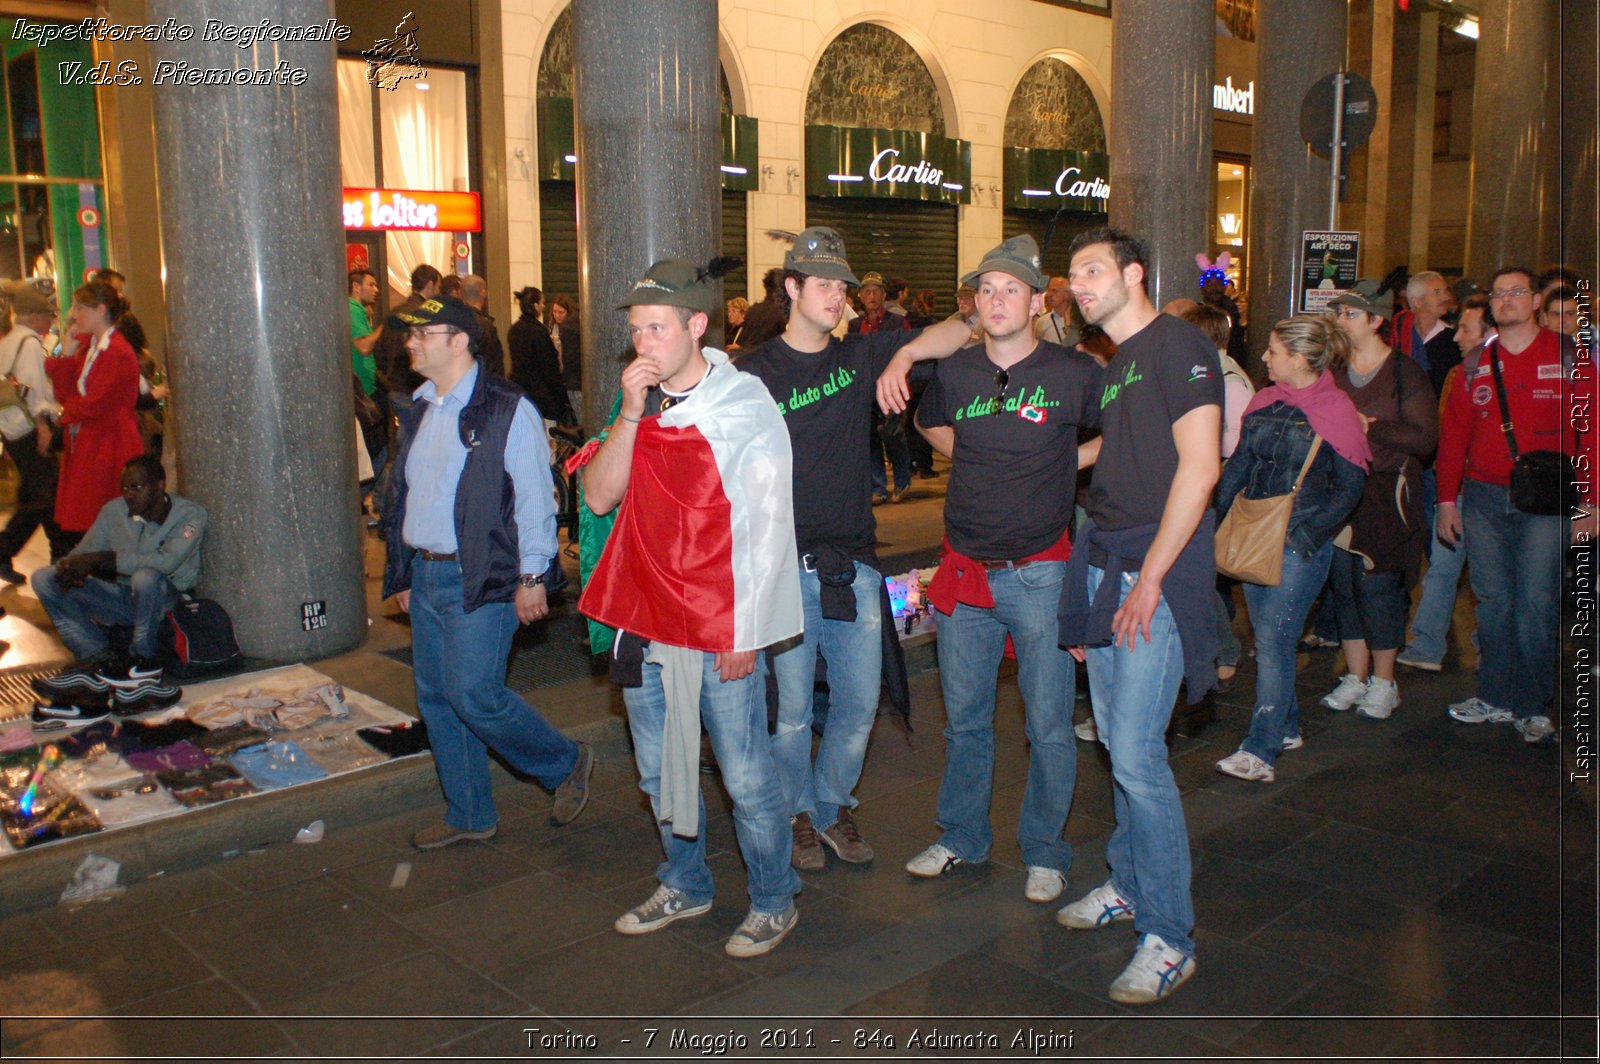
[739,330,918,560]
[1087,313,1223,530]
[919,341,1103,558]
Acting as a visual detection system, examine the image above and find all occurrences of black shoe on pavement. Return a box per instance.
[0,562,24,584]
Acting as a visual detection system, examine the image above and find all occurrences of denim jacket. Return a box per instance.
[1215,401,1367,558]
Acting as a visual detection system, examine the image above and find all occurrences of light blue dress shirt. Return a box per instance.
[402,363,557,576]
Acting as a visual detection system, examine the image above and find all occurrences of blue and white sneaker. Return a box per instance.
[1056,880,1137,929]
[30,701,113,732]
[1109,933,1196,1004]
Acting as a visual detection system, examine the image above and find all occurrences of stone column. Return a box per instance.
[148,0,365,660]
[1465,0,1557,279]
[1246,0,1347,360]
[1107,0,1213,310]
[572,0,720,433]
[1407,11,1441,274]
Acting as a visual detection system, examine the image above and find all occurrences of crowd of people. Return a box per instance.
[6,224,1584,1008]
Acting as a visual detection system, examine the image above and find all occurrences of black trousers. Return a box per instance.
[0,431,72,564]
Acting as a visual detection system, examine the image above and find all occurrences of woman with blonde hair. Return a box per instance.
[1213,315,1370,782]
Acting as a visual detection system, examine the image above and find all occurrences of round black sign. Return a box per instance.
[1300,71,1379,157]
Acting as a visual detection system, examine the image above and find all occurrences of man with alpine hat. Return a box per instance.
[738,229,969,874]
[382,295,595,851]
[885,235,1102,904]
[579,257,805,959]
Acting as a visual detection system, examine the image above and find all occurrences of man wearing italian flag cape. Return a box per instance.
[581,257,804,959]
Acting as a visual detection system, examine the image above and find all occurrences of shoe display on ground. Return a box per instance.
[1216,749,1275,782]
[1355,677,1400,720]
[1448,697,1515,725]
[818,808,873,864]
[31,658,119,704]
[101,659,168,693]
[614,884,713,935]
[1074,717,1099,742]
[724,902,798,958]
[1516,715,1557,744]
[1024,866,1067,903]
[905,842,964,878]
[1395,646,1443,671]
[411,821,497,850]
[1281,734,1304,751]
[550,742,594,825]
[790,812,826,871]
[1108,933,1197,1004]
[30,702,112,731]
[1321,673,1368,712]
[1056,880,1137,929]
[112,682,184,716]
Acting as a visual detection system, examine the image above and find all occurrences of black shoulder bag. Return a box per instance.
[1485,339,1574,516]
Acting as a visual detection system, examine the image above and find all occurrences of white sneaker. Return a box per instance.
[1516,715,1557,744]
[1448,697,1514,725]
[1281,734,1304,751]
[1321,673,1368,712]
[1056,880,1136,929]
[1024,866,1067,903]
[1355,677,1400,720]
[1109,933,1197,1004]
[1216,749,1275,782]
[905,843,964,878]
[1074,717,1099,742]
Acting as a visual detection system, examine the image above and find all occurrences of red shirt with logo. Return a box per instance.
[1436,328,1583,503]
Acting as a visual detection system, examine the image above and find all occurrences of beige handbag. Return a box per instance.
[1214,436,1323,586]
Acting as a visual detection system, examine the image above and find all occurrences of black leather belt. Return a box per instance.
[970,558,1034,571]
[414,549,458,562]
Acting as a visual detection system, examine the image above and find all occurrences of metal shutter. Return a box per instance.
[721,190,748,300]
[805,197,958,318]
[538,181,580,300]
[1002,208,1106,281]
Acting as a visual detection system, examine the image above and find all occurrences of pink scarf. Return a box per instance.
[1243,370,1372,470]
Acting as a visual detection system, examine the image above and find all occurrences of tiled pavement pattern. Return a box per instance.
[2,629,1593,1061]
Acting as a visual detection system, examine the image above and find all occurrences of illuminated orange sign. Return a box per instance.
[342,188,481,232]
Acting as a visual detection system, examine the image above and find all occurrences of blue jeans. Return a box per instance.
[933,561,1075,871]
[1084,565,1194,957]
[32,566,180,659]
[1462,480,1563,719]
[1405,514,1467,664]
[1239,543,1333,765]
[409,556,579,832]
[626,653,799,913]
[767,562,883,831]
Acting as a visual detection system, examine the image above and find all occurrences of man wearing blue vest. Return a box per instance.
[383,296,593,850]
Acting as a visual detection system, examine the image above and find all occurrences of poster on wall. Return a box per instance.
[1300,230,1361,313]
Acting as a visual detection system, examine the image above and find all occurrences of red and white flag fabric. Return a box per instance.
[580,348,802,653]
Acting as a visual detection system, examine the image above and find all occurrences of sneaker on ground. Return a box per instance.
[1355,677,1400,720]
[724,902,799,958]
[1448,697,1515,725]
[1395,646,1443,672]
[819,808,874,864]
[31,656,121,703]
[1299,634,1339,650]
[1108,933,1197,1005]
[905,842,964,878]
[30,702,112,731]
[101,659,168,692]
[112,683,184,716]
[614,884,713,935]
[1024,866,1067,903]
[1056,880,1136,929]
[1281,734,1304,751]
[549,742,594,826]
[790,812,826,871]
[411,821,497,850]
[1216,749,1275,783]
[1321,673,1368,712]
[1516,715,1557,744]
[1074,718,1099,742]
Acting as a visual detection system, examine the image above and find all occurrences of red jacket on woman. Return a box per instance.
[46,329,146,531]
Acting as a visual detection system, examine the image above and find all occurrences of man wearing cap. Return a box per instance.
[849,271,915,504]
[0,281,68,581]
[891,235,1101,906]
[382,295,594,851]
[580,258,805,959]
[1033,275,1080,348]
[1055,227,1222,1005]
[738,228,969,874]
[948,283,982,345]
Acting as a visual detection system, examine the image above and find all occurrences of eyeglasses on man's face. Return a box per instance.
[1489,287,1532,301]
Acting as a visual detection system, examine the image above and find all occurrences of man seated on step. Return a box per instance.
[31,454,205,719]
